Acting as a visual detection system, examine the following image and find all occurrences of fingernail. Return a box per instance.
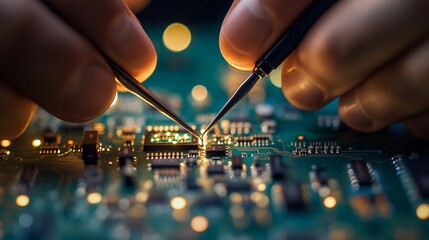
[221,0,273,55]
[110,13,155,68]
[282,69,325,109]
[65,65,116,121]
[340,92,373,129]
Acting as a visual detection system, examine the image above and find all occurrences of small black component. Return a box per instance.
[118,146,134,169]
[150,158,181,169]
[270,154,285,180]
[185,169,200,190]
[253,156,262,168]
[81,130,99,165]
[147,190,167,204]
[197,194,223,206]
[282,181,305,210]
[206,145,227,157]
[122,175,135,188]
[226,180,251,192]
[207,164,225,175]
[406,158,429,198]
[18,165,38,190]
[42,128,58,144]
[231,155,243,170]
[351,160,372,186]
[185,157,197,168]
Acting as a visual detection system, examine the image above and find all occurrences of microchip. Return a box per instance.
[231,155,243,170]
[207,164,225,175]
[270,154,286,180]
[42,128,59,145]
[150,158,181,169]
[206,145,227,157]
[81,130,99,165]
[406,158,429,198]
[142,127,198,152]
[226,180,251,192]
[282,181,305,210]
[350,160,372,186]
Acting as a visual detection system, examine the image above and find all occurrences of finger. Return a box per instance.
[405,112,429,140]
[125,0,152,13]
[47,0,157,82]
[0,84,37,139]
[0,0,116,121]
[338,37,429,132]
[283,0,429,109]
[219,0,312,70]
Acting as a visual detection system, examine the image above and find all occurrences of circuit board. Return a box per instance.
[1,15,429,240]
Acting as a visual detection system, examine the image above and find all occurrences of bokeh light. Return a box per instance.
[16,194,30,207]
[191,216,209,232]
[163,23,192,52]
[87,192,103,204]
[191,85,208,101]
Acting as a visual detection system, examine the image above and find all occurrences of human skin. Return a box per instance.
[219,0,429,139]
[0,0,156,139]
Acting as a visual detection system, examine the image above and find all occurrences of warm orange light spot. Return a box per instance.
[324,196,337,209]
[32,139,42,147]
[191,85,208,101]
[416,203,429,220]
[163,23,191,52]
[1,140,11,148]
[87,192,103,204]
[170,196,187,210]
[16,194,30,207]
[190,216,209,232]
[297,135,305,141]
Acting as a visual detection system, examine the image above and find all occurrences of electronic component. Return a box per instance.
[81,130,99,165]
[206,145,227,157]
[142,126,198,152]
[42,128,59,144]
[118,146,136,187]
[269,154,286,180]
[226,180,251,192]
[118,146,134,168]
[185,157,197,168]
[150,158,181,169]
[207,164,225,175]
[281,182,306,210]
[231,155,243,170]
[405,158,429,198]
[348,160,372,187]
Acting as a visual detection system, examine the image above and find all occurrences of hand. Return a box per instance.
[0,0,156,139]
[220,0,429,139]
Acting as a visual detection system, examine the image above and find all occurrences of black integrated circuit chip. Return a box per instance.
[206,145,227,157]
[406,158,429,198]
[81,130,99,165]
[270,154,286,180]
[231,155,243,170]
[282,181,305,210]
[350,160,372,186]
[150,159,181,169]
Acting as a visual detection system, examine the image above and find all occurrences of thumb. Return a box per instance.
[219,0,312,70]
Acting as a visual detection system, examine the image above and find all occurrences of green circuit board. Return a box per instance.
[1,20,429,240]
